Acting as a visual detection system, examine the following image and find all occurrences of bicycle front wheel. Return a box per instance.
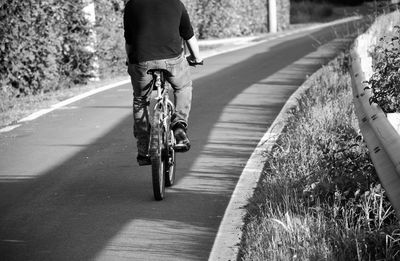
[150,110,166,201]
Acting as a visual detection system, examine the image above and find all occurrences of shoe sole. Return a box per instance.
[174,143,190,152]
[138,161,152,166]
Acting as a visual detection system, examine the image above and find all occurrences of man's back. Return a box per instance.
[124,0,194,63]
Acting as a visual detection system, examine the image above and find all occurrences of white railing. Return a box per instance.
[350,32,400,217]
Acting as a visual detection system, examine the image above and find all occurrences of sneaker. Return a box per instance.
[173,123,191,152]
[137,154,151,166]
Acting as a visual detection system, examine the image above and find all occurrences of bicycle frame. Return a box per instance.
[152,71,175,131]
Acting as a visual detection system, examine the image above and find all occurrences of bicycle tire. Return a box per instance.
[164,128,176,187]
[150,109,165,201]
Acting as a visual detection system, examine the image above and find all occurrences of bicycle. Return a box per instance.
[148,57,203,201]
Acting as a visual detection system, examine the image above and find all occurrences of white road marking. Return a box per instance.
[0,124,21,133]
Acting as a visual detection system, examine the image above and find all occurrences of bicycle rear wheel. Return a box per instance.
[164,128,176,187]
[150,110,166,200]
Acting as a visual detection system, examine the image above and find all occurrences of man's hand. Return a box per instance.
[185,36,203,66]
[186,55,203,66]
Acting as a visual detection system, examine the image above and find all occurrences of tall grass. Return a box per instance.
[240,54,400,260]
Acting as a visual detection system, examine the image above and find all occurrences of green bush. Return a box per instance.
[291,0,365,6]
[95,0,126,77]
[368,25,400,113]
[0,0,93,96]
[57,1,94,88]
[330,0,365,6]
[290,1,334,23]
[182,0,269,39]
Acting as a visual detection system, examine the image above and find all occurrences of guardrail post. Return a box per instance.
[268,0,277,33]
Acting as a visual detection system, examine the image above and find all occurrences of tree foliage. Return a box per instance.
[0,0,93,96]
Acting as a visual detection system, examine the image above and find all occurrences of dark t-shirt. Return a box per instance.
[124,0,194,63]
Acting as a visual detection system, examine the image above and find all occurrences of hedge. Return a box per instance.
[1,0,289,96]
[291,0,366,5]
[182,0,269,39]
[95,0,126,77]
[0,0,93,96]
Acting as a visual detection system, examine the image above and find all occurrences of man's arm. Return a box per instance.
[124,1,134,64]
[185,36,203,63]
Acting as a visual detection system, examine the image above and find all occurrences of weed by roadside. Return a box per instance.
[240,53,400,260]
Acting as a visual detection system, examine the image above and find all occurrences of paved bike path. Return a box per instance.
[0,21,358,260]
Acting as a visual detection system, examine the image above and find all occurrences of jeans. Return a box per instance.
[128,52,192,156]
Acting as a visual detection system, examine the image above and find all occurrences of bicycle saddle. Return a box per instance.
[147,69,170,75]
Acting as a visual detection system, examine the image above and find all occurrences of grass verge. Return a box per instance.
[239,53,400,260]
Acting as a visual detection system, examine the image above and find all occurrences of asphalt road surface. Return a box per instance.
[0,21,361,260]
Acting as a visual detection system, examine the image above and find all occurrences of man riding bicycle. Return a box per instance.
[124,0,203,166]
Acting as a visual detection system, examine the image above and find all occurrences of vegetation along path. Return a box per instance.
[240,11,400,261]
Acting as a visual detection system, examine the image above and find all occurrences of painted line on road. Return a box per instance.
[0,124,21,133]
[0,16,361,134]
[18,79,131,123]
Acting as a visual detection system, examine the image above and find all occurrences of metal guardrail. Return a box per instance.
[350,33,400,217]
